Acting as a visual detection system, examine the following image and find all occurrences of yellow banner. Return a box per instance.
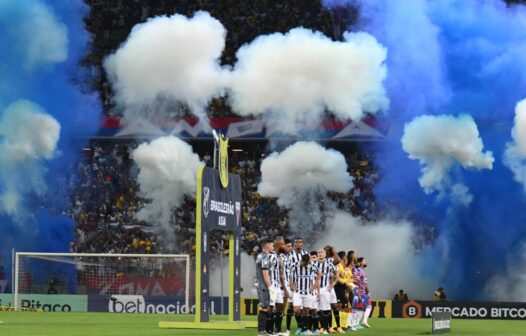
[0,306,42,312]
[370,300,392,318]
[219,135,229,188]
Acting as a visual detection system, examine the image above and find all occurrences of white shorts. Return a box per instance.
[293,292,313,308]
[270,285,284,306]
[330,288,337,304]
[309,293,319,310]
[282,286,292,302]
[319,287,331,311]
[284,282,292,300]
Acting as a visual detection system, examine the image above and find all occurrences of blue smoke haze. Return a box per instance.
[323,0,526,300]
[0,0,100,286]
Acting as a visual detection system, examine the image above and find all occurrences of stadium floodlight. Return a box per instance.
[14,252,190,313]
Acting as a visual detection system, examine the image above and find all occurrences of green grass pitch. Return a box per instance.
[0,312,525,336]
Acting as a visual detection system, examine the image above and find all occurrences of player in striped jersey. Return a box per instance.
[360,258,372,328]
[268,238,289,335]
[286,237,308,333]
[282,239,295,335]
[316,248,337,334]
[308,251,320,333]
[290,237,309,266]
[352,257,369,330]
[272,237,290,336]
[290,253,320,335]
[350,255,363,331]
[267,246,280,335]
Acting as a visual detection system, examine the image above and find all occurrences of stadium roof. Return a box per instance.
[98,116,387,141]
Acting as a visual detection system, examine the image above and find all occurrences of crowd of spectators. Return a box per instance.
[83,0,340,116]
[68,140,378,257]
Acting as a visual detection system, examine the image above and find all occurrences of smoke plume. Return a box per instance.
[133,136,203,238]
[401,114,494,205]
[0,0,99,253]
[258,141,352,236]
[320,0,526,299]
[104,11,228,123]
[485,242,526,302]
[0,0,100,290]
[320,211,435,299]
[503,99,526,190]
[0,0,68,71]
[0,100,60,217]
[228,28,388,133]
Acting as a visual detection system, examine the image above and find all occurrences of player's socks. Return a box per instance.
[295,312,303,334]
[275,311,284,333]
[324,310,332,331]
[339,311,347,329]
[332,307,340,328]
[304,313,311,331]
[267,311,275,334]
[357,311,364,326]
[258,310,269,333]
[363,306,372,326]
[311,311,319,330]
[287,306,294,331]
[318,311,326,331]
[353,310,360,328]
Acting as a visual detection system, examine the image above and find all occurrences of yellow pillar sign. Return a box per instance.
[219,135,229,188]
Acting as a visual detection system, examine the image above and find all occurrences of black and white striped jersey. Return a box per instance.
[268,252,281,288]
[316,259,336,288]
[289,249,309,266]
[278,252,288,285]
[291,262,319,295]
[287,249,308,284]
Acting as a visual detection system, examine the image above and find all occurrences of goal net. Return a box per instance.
[14,253,190,313]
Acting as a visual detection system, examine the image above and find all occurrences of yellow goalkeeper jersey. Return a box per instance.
[338,265,353,283]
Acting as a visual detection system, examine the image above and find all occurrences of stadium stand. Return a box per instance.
[69,140,378,256]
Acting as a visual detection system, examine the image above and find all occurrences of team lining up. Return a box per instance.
[255,237,371,335]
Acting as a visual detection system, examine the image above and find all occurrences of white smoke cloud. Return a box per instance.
[401,114,494,204]
[0,99,61,216]
[258,141,352,236]
[320,211,435,300]
[485,242,526,302]
[132,136,202,236]
[503,99,526,190]
[228,28,388,133]
[104,11,228,122]
[258,141,353,205]
[0,0,68,69]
